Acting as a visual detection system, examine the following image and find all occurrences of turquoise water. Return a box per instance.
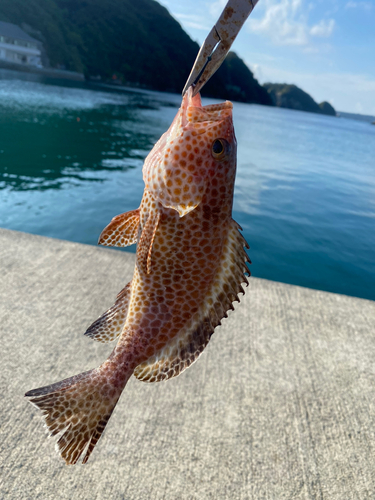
[1,70,374,300]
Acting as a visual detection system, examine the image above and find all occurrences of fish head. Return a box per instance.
[143,87,236,217]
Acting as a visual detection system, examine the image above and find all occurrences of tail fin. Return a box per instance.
[25,367,130,464]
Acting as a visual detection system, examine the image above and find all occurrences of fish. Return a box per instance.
[25,87,250,465]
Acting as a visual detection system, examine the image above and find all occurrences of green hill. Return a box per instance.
[319,101,336,116]
[0,0,271,104]
[264,83,336,116]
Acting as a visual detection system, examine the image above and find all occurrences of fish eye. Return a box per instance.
[211,139,227,159]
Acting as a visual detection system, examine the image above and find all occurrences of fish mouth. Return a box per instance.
[181,86,233,126]
[165,87,233,143]
[184,86,233,111]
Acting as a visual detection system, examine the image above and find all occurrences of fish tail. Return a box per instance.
[25,363,131,465]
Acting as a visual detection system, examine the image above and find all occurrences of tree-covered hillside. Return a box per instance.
[0,0,272,104]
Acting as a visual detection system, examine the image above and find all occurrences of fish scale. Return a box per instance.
[26,87,250,465]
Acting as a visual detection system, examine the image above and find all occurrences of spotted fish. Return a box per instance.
[25,87,250,465]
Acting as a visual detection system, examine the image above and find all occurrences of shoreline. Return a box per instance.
[0,59,84,81]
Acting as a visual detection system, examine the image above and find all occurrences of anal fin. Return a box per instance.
[84,282,131,343]
[99,209,140,247]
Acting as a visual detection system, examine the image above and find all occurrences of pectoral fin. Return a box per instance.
[99,209,140,247]
[137,211,160,275]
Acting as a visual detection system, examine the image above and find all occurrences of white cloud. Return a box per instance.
[345,1,373,10]
[251,63,263,81]
[247,0,335,46]
[174,13,211,31]
[310,19,335,37]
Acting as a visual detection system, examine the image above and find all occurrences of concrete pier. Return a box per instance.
[1,227,374,499]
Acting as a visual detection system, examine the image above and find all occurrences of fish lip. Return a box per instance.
[189,88,202,108]
[180,87,202,127]
[184,86,202,109]
[203,101,233,112]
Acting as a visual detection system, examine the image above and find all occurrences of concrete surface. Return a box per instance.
[1,227,375,499]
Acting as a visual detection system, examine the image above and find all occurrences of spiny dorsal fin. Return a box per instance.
[98,209,140,247]
[134,219,250,383]
[84,282,131,343]
[137,211,160,275]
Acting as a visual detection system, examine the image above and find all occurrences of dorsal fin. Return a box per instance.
[84,282,132,343]
[98,209,140,247]
[137,211,160,275]
[133,219,250,382]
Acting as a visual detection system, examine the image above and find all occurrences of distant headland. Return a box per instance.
[264,83,336,116]
[0,0,335,115]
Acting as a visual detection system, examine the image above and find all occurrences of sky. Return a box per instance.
[158,0,375,114]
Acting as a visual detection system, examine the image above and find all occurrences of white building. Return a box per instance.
[0,21,42,67]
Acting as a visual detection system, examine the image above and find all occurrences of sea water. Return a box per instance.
[0,70,374,300]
